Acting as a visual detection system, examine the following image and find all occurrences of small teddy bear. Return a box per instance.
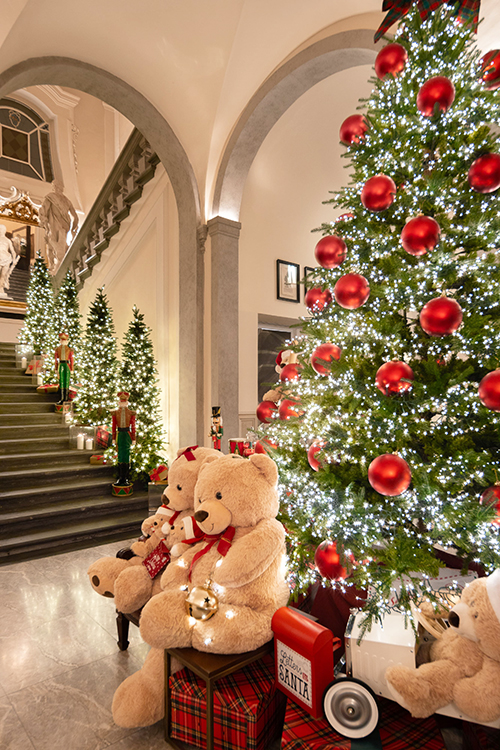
[111,452,290,729]
[87,445,221,613]
[262,349,299,404]
[386,570,500,722]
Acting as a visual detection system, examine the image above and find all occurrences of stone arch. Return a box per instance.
[208,28,380,444]
[0,57,204,444]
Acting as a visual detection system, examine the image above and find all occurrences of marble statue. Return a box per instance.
[39,180,79,273]
[0,224,18,299]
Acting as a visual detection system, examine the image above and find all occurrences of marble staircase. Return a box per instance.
[0,341,149,564]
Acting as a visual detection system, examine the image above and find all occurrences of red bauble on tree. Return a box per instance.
[480,50,500,90]
[479,370,500,412]
[307,439,326,471]
[417,76,455,117]
[279,398,304,420]
[368,454,411,496]
[280,363,301,383]
[339,114,368,145]
[419,297,463,337]
[336,212,354,223]
[480,485,500,524]
[314,540,346,581]
[255,437,278,454]
[256,400,278,423]
[361,174,396,212]
[310,342,341,375]
[375,43,408,79]
[334,273,370,310]
[468,153,500,194]
[314,235,346,269]
[401,216,441,256]
[376,361,415,395]
[305,287,333,312]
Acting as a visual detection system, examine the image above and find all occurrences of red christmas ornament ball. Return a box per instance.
[480,486,500,524]
[479,370,500,411]
[255,438,278,454]
[376,361,415,395]
[401,216,441,256]
[339,114,369,145]
[417,76,455,117]
[307,440,326,472]
[310,342,341,375]
[419,297,463,337]
[279,398,304,421]
[256,400,278,423]
[314,235,347,269]
[375,43,408,79]
[468,153,500,194]
[280,363,301,383]
[368,454,411,496]
[314,540,346,581]
[334,273,370,310]
[480,51,500,90]
[305,287,333,312]
[336,212,354,223]
[361,174,396,212]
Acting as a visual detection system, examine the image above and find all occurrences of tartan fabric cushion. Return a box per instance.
[169,653,285,750]
[281,695,445,749]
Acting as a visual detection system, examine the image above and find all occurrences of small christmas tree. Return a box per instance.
[120,306,166,482]
[18,252,57,360]
[55,269,81,378]
[260,5,500,622]
[74,286,119,426]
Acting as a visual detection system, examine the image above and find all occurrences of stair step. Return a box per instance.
[0,375,34,383]
[0,423,69,438]
[0,412,62,426]
[0,476,116,508]
[0,435,70,454]
[0,493,144,536]
[0,462,113,491]
[0,401,56,414]
[0,502,149,564]
[0,392,54,402]
[0,449,102,471]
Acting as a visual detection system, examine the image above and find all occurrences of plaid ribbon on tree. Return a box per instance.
[375,0,481,41]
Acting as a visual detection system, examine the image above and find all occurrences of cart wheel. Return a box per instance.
[322,676,379,739]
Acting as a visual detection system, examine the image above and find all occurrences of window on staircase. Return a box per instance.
[0,98,54,182]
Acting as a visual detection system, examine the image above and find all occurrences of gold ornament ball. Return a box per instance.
[185,584,219,621]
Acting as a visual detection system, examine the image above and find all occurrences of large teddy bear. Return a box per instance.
[386,570,500,723]
[111,452,290,728]
[87,445,220,613]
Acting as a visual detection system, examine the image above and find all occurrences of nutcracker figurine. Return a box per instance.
[54,332,74,405]
[209,406,223,450]
[111,391,136,492]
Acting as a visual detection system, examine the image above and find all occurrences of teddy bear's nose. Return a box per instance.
[448,611,460,628]
[194,510,209,522]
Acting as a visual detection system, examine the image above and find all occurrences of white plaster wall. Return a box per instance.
[77,167,179,462]
[238,64,374,414]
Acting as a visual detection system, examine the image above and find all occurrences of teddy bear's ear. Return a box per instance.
[249,453,278,486]
[197,453,220,476]
[486,569,500,622]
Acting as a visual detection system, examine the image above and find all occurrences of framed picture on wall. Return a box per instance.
[303,266,314,298]
[276,259,300,303]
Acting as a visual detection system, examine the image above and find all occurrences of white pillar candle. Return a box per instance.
[76,434,84,450]
[85,438,93,451]
[21,356,27,369]
[37,372,43,385]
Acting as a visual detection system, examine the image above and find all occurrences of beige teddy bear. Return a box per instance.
[111,452,290,728]
[386,570,500,723]
[87,445,221,613]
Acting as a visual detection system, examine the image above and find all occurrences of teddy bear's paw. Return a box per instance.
[139,591,192,649]
[112,669,164,727]
[114,566,154,613]
[453,681,500,723]
[87,557,130,598]
[385,666,435,718]
[191,605,273,654]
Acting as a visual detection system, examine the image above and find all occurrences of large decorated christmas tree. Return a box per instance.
[18,252,57,359]
[74,286,119,426]
[119,306,165,482]
[259,4,500,620]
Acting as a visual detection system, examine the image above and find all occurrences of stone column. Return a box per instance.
[207,216,241,451]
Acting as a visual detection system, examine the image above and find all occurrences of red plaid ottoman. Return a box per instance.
[169,653,286,750]
[281,696,445,749]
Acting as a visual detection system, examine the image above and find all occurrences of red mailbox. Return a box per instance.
[272,606,339,719]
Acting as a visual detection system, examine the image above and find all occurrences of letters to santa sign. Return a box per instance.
[271,606,336,719]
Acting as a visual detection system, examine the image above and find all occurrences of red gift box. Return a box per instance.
[96,426,112,449]
[149,464,169,482]
[229,439,255,457]
[281,695,445,750]
[169,653,285,750]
